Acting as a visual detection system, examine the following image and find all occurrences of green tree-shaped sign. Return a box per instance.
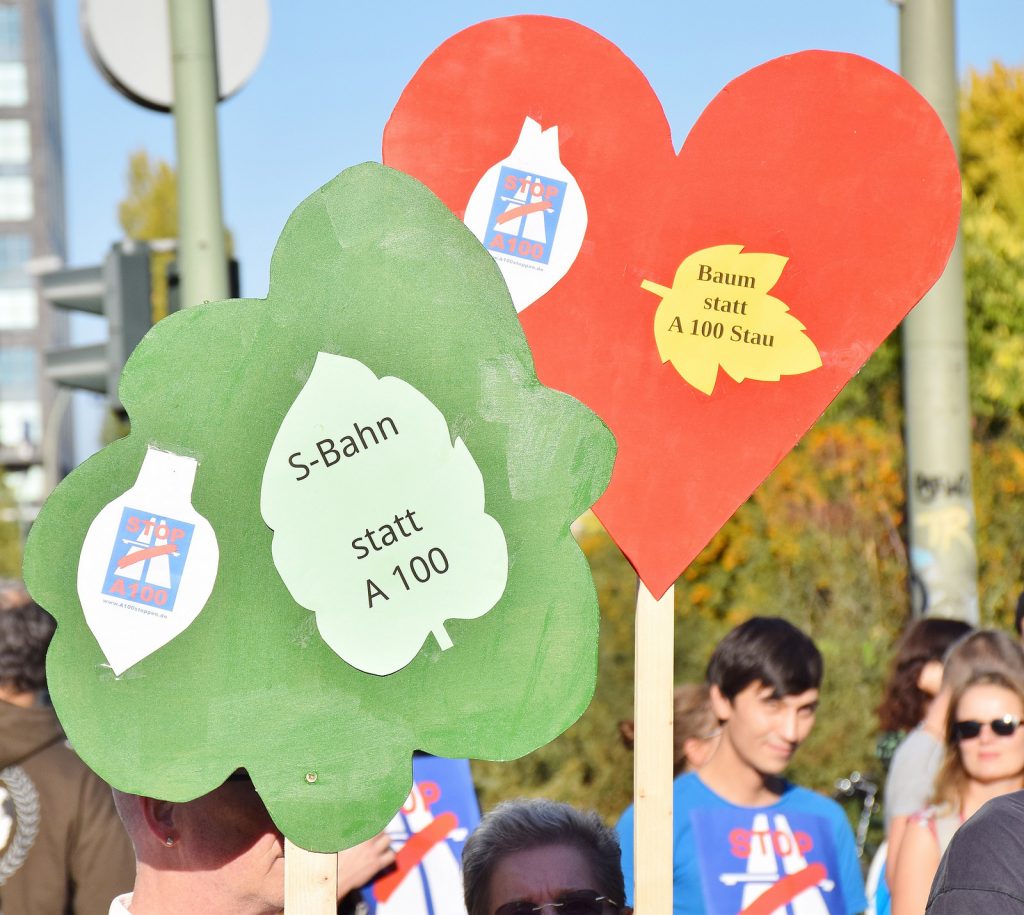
[24,164,615,851]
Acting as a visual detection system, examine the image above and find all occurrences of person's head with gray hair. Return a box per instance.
[462,798,631,915]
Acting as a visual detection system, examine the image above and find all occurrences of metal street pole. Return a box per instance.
[898,0,979,621]
[168,0,229,308]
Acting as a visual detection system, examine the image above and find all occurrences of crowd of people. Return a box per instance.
[5,575,1024,914]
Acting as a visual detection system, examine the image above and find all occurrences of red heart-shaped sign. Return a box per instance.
[385,16,960,597]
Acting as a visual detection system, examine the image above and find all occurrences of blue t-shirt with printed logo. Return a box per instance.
[616,772,866,915]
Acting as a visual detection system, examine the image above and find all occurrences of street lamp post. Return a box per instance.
[898,0,979,621]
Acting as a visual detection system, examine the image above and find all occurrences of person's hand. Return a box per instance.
[337,832,396,898]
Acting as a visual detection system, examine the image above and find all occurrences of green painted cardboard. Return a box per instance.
[23,163,615,851]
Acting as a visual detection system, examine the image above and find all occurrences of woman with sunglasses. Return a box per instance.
[891,669,1024,915]
[462,798,631,915]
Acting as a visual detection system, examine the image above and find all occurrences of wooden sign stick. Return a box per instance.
[284,839,338,913]
[633,580,675,912]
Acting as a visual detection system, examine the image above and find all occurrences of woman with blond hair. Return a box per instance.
[891,667,1024,915]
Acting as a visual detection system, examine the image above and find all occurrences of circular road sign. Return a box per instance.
[81,0,270,112]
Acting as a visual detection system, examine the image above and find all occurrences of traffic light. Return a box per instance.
[165,257,240,313]
[40,241,152,409]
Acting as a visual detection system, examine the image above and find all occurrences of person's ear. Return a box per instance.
[917,660,944,697]
[618,719,635,750]
[141,796,179,847]
[682,736,702,770]
[709,683,732,723]
[683,735,718,770]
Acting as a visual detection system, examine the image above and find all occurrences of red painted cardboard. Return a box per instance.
[384,16,961,597]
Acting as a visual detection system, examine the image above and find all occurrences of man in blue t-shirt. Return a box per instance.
[618,617,866,914]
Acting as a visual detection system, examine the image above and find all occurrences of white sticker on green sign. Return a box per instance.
[76,446,220,676]
[261,352,509,676]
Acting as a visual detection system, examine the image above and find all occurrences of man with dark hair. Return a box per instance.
[462,798,630,915]
[617,617,866,914]
[1015,592,1024,642]
[0,580,135,914]
[706,615,824,702]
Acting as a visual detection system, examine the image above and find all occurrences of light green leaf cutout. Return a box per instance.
[23,164,615,851]
[262,352,509,676]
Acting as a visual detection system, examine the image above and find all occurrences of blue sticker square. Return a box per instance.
[101,507,196,612]
[484,166,567,265]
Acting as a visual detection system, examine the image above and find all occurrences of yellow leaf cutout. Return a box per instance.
[644,244,822,395]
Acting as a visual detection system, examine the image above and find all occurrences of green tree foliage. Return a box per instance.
[0,471,22,576]
[118,151,177,322]
[119,150,178,240]
[960,63,1024,621]
[473,62,1024,824]
[961,64,1024,433]
[117,151,233,323]
[963,187,1024,430]
[961,63,1024,226]
[973,435,1024,625]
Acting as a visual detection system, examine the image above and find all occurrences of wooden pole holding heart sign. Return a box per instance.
[634,582,676,912]
[385,16,962,912]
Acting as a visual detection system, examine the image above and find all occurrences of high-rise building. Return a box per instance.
[0,0,67,526]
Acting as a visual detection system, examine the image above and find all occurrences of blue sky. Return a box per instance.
[58,1,1024,299]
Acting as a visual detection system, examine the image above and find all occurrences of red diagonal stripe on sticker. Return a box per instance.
[739,862,828,914]
[117,543,178,569]
[373,811,459,903]
[495,200,553,225]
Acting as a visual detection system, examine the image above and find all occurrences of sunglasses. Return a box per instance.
[953,715,1022,741]
[495,889,622,915]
